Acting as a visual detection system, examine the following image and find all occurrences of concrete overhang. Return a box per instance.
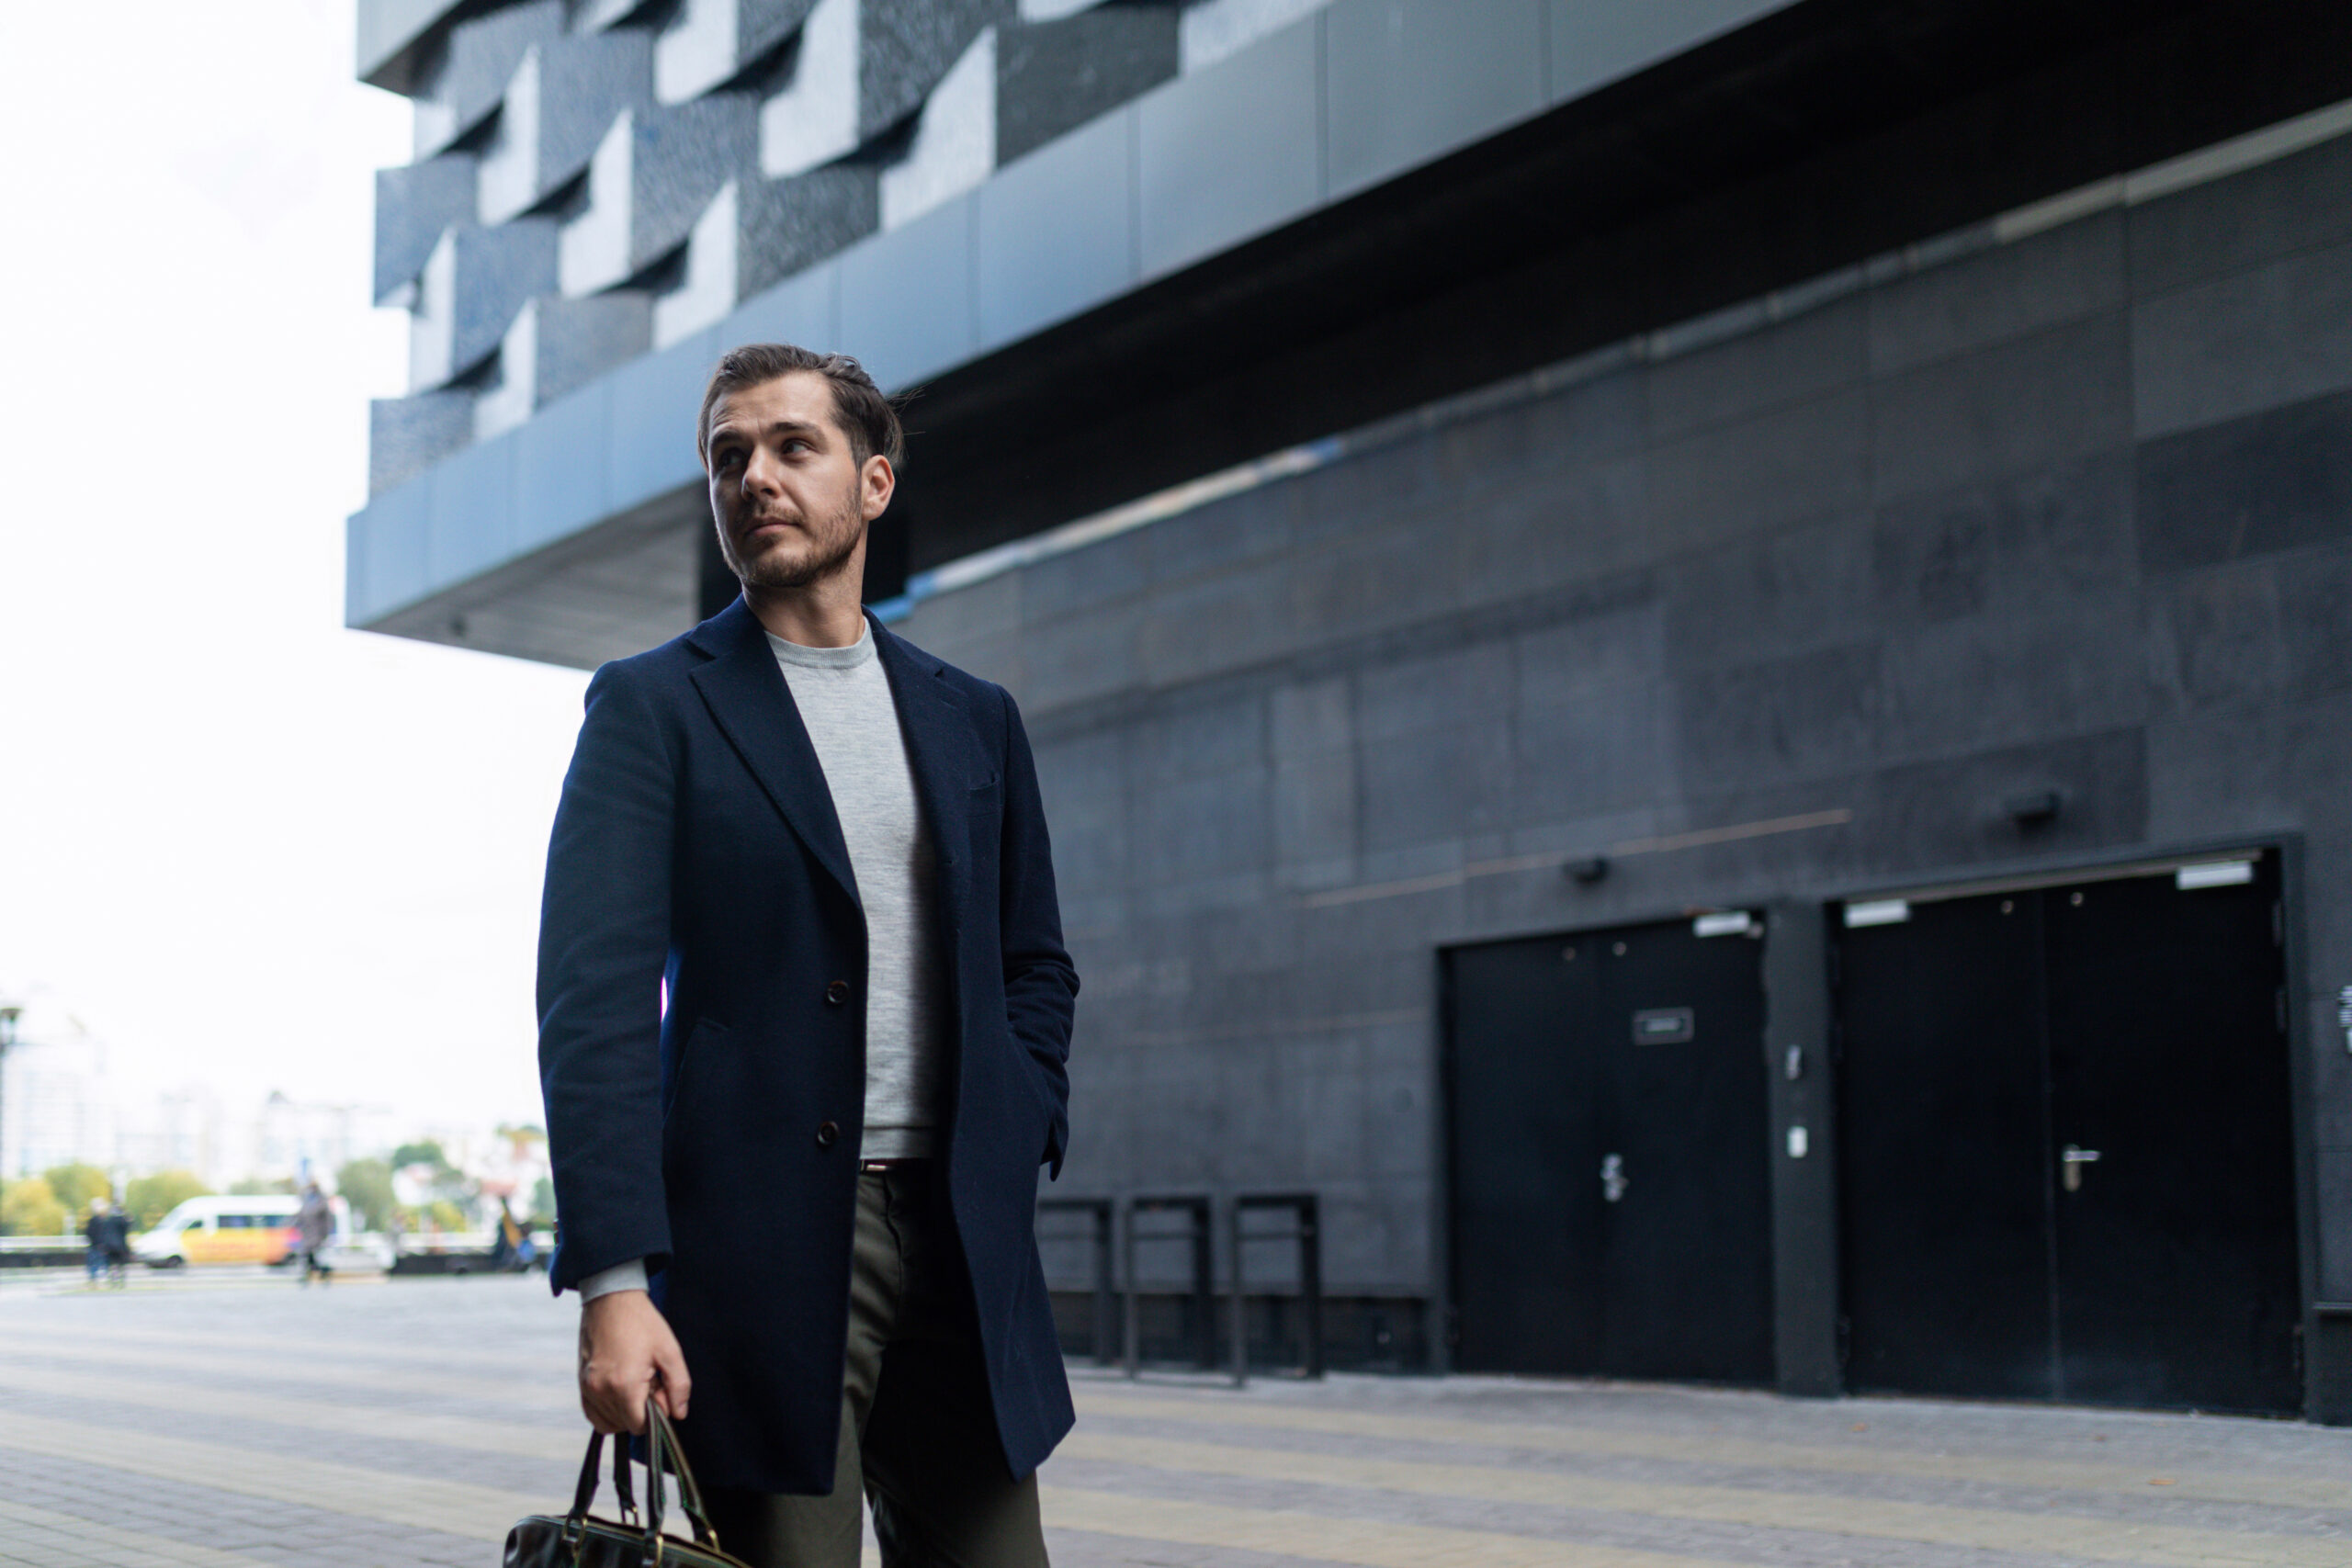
[350,0,2352,669]
[348,0,1805,665]
[358,0,476,95]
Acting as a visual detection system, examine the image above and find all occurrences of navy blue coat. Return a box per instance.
[537,597,1079,1495]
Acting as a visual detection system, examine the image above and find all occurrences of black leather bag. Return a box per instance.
[506,1405,752,1568]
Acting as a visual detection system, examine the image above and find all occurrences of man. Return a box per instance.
[83,1198,111,1286]
[537,343,1079,1568]
[296,1181,334,1286]
[96,1200,131,1288]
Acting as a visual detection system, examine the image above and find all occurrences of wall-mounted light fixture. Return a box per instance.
[2003,789,2062,827]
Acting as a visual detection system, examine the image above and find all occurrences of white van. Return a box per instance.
[134,1195,304,1268]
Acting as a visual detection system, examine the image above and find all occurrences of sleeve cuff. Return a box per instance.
[577,1258,650,1301]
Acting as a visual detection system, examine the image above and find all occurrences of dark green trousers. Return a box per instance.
[702,1165,1048,1568]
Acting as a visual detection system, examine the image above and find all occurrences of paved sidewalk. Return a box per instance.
[0,1273,2344,1566]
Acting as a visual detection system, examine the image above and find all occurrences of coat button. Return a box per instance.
[825,979,849,1005]
[816,1122,839,1149]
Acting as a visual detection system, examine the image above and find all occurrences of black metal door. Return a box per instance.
[1446,936,1599,1373]
[1445,919,1772,1382]
[1593,919,1775,1383]
[2043,863,2301,1413]
[1837,893,2057,1399]
[1837,854,2301,1414]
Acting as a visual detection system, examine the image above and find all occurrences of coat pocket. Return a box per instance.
[1018,1047,1067,1164]
[662,1018,727,1126]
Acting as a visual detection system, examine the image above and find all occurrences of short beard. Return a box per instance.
[720,484,864,592]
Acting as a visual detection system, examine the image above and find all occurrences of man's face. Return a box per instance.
[705,372,893,592]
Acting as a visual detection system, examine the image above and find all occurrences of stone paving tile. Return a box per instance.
[3,1274,2349,1567]
[0,1446,489,1568]
[1075,1373,2352,1498]
[0,1349,582,1447]
[1233,1372,2336,1473]
[0,1386,573,1493]
[1041,1457,2150,1568]
[1045,1528,1350,1568]
[1066,1403,2352,1537]
[0,1336,573,1419]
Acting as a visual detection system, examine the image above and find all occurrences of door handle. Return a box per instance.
[1600,1153,1627,1203]
[2061,1144,2101,1192]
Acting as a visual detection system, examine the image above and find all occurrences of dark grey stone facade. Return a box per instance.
[738,162,879,296]
[890,127,2352,1401]
[349,0,1841,648]
[859,0,1012,139]
[349,0,2352,1415]
[361,0,1241,497]
[995,6,1179,166]
[372,152,477,304]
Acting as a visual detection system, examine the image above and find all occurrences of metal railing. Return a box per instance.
[1229,1192,1324,1385]
[0,1235,85,1253]
[1035,1197,1116,1365]
[1123,1195,1215,1374]
[1038,1192,1325,1382]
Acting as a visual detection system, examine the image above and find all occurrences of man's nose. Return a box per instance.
[742,448,784,495]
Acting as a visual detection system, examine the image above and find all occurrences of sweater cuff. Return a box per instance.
[577,1258,650,1301]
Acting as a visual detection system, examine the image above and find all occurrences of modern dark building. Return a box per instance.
[353,0,2352,1419]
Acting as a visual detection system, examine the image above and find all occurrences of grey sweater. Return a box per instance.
[763,623,946,1161]
[578,619,944,1301]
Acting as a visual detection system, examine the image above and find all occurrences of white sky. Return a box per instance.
[0,3,594,1132]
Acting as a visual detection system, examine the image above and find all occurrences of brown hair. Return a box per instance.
[695,344,904,469]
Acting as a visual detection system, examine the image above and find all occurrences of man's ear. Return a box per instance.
[861,455,896,521]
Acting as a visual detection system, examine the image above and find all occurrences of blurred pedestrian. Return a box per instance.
[540,345,1078,1568]
[98,1201,131,1288]
[492,1197,529,1272]
[296,1181,334,1287]
[83,1198,111,1286]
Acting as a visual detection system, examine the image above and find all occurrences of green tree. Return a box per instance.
[390,1139,479,1211]
[0,1178,65,1237]
[530,1175,557,1223]
[336,1157,396,1232]
[124,1169,210,1232]
[43,1163,111,1215]
[229,1176,296,1195]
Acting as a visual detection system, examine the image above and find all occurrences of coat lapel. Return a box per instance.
[872,619,989,903]
[686,598,860,908]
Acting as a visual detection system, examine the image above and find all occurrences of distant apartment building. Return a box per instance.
[115,1085,230,1188]
[0,1004,117,1179]
[245,1091,403,1186]
[0,999,400,1189]
[353,0,2352,1421]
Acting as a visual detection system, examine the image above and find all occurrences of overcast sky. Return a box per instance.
[0,3,594,1132]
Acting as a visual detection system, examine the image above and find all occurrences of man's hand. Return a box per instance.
[578,1291,691,1434]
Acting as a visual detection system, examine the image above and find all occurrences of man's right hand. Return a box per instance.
[578,1290,692,1435]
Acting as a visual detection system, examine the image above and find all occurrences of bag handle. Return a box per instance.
[615,1430,639,1523]
[567,1430,641,1529]
[569,1431,603,1521]
[644,1401,725,1554]
[563,1400,723,1562]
